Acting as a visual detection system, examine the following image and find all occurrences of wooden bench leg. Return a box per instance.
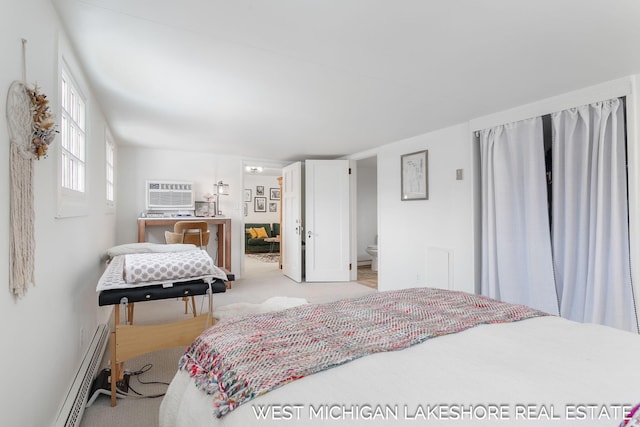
[191,296,197,316]
[127,302,135,324]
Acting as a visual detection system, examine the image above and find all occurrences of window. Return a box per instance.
[60,67,86,193]
[105,132,115,208]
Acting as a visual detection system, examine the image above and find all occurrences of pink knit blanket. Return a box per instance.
[179,288,548,418]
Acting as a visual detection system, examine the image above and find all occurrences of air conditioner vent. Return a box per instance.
[146,181,194,210]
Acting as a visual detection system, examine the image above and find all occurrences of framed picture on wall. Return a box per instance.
[268,202,278,212]
[256,186,265,196]
[243,189,252,202]
[244,202,248,217]
[270,187,280,200]
[254,197,266,212]
[401,150,428,200]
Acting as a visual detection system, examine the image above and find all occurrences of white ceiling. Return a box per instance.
[52,0,640,162]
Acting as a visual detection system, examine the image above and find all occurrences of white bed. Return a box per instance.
[159,291,640,427]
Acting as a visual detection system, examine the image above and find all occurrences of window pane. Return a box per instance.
[61,153,68,188]
[61,78,68,110]
[78,131,85,161]
[78,164,85,192]
[61,116,68,150]
[105,138,115,203]
[60,67,86,193]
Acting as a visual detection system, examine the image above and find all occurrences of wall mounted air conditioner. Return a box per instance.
[146,180,194,210]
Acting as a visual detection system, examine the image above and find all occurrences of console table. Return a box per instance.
[137,217,231,271]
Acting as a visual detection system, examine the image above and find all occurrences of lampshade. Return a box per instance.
[215,180,230,196]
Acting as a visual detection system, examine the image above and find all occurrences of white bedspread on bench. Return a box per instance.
[97,249,227,292]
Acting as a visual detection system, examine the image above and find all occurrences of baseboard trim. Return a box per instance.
[53,324,110,427]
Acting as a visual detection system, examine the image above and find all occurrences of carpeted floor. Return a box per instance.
[79,255,375,427]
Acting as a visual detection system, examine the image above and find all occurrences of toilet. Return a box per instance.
[366,236,378,271]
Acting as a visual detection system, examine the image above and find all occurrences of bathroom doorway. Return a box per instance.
[356,156,378,289]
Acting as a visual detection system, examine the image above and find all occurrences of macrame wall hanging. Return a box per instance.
[5,39,58,298]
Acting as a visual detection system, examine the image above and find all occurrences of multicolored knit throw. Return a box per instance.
[179,288,548,418]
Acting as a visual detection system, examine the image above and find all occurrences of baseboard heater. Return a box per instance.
[54,324,109,427]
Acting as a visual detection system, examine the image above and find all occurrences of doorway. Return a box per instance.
[242,164,284,276]
[355,156,378,289]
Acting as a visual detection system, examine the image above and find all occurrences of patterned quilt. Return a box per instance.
[179,288,549,418]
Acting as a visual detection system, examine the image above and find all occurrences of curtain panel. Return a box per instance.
[552,98,638,332]
[480,117,559,315]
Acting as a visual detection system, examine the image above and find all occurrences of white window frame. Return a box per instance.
[57,61,88,217]
[105,129,116,212]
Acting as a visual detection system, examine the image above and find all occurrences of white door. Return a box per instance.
[305,160,351,282]
[282,162,303,282]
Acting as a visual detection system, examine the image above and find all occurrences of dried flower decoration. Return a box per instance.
[26,84,58,159]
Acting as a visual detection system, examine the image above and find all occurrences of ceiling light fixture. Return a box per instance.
[246,166,264,174]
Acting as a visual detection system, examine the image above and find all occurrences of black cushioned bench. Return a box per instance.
[98,276,231,306]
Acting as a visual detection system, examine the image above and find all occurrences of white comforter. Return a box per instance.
[160,316,639,426]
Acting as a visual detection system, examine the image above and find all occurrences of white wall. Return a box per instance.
[243,174,281,225]
[368,124,476,293]
[0,1,117,425]
[116,146,246,276]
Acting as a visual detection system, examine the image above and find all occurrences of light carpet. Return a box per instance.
[214,296,308,321]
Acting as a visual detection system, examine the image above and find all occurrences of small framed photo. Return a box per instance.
[243,189,252,202]
[401,150,428,201]
[270,187,280,200]
[268,202,278,213]
[195,201,210,217]
[256,186,265,196]
[244,202,248,217]
[254,196,266,212]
